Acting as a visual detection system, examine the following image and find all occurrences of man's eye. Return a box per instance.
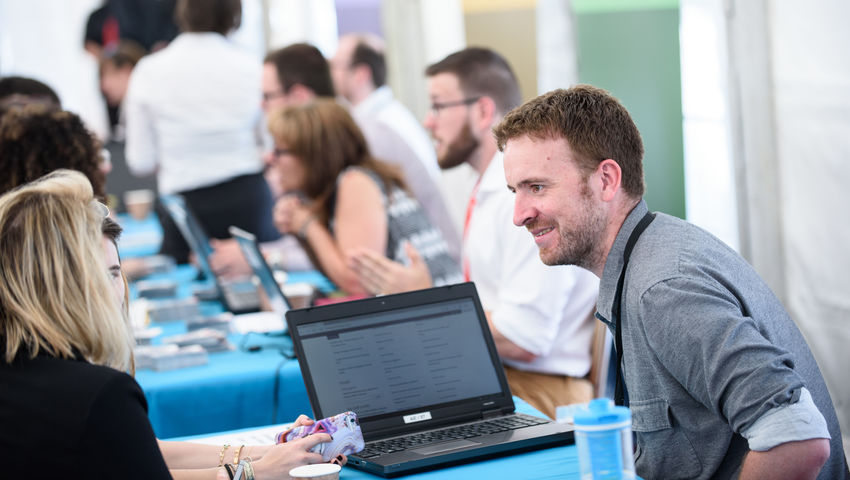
[530,185,543,193]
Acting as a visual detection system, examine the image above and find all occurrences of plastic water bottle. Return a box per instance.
[573,398,635,480]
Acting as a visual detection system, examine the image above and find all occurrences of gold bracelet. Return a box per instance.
[218,444,230,467]
[233,444,245,466]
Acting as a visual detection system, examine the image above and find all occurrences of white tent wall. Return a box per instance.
[685,0,850,455]
[768,0,850,454]
[0,0,108,138]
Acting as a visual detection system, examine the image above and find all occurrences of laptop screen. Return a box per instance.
[294,296,503,420]
[230,226,291,317]
[159,194,215,274]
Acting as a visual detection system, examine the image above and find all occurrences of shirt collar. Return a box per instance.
[596,199,648,324]
[353,86,394,118]
[477,151,506,195]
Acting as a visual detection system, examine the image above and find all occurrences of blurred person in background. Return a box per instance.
[0,76,61,117]
[268,100,461,295]
[99,40,147,140]
[124,0,278,264]
[0,106,107,199]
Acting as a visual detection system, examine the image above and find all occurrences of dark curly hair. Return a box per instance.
[0,106,106,198]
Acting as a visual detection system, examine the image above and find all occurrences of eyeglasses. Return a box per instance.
[429,97,480,116]
[91,199,110,219]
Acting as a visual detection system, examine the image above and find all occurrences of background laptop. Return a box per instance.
[286,282,574,477]
[229,226,291,333]
[159,194,261,314]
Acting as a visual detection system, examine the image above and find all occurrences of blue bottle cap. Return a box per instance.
[573,398,631,427]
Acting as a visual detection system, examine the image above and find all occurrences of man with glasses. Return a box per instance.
[262,43,335,113]
[351,48,600,418]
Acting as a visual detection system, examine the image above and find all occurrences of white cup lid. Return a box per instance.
[289,463,341,477]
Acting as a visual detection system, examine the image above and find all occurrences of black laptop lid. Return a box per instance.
[229,226,292,321]
[159,194,215,275]
[287,283,515,439]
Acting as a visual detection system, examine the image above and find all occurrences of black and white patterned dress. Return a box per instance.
[335,166,463,287]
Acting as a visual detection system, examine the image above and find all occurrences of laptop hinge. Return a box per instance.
[482,408,503,420]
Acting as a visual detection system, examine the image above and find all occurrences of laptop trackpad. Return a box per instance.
[412,440,481,456]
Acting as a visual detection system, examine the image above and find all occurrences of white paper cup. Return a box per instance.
[124,189,155,220]
[289,463,341,480]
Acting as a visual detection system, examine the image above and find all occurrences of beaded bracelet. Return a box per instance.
[240,458,255,480]
[218,444,231,467]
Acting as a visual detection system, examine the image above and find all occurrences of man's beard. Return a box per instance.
[437,121,479,170]
[539,185,605,270]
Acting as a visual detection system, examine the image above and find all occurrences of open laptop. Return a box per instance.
[159,194,261,314]
[229,226,291,333]
[286,282,574,477]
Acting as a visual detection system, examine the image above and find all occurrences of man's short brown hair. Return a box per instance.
[264,43,335,97]
[425,47,521,116]
[494,85,645,198]
[176,0,241,35]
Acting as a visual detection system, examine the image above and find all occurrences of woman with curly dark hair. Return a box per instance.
[0,105,107,199]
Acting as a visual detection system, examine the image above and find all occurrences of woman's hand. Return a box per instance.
[273,195,314,237]
[250,434,330,479]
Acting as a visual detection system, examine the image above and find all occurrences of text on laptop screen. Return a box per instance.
[296,298,502,418]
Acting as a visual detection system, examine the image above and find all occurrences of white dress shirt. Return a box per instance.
[466,153,600,377]
[353,86,441,182]
[124,32,264,194]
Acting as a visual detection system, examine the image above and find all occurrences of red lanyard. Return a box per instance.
[462,181,481,282]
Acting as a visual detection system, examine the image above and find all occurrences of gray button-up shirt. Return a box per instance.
[595,200,846,479]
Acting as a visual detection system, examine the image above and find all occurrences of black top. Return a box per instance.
[0,351,172,479]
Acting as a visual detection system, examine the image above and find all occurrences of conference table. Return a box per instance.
[118,214,326,438]
[118,214,599,478]
[177,398,585,479]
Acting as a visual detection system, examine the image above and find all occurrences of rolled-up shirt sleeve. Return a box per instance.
[741,387,830,451]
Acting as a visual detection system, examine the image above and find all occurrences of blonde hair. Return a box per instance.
[0,170,133,370]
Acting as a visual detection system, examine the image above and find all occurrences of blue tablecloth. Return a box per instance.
[177,398,583,479]
[137,348,310,439]
[118,210,340,438]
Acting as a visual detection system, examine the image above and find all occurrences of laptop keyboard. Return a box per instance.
[357,413,550,458]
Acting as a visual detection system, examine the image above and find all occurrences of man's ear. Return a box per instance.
[288,84,315,103]
[352,64,371,87]
[597,159,622,202]
[473,96,497,132]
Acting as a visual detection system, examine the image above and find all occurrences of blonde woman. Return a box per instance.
[0,171,332,479]
[268,100,462,295]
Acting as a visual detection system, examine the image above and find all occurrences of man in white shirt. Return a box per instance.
[330,34,460,263]
[351,48,599,418]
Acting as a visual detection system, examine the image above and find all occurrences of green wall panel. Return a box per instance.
[576,8,686,218]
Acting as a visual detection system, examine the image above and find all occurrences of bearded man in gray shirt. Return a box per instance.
[495,85,848,479]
